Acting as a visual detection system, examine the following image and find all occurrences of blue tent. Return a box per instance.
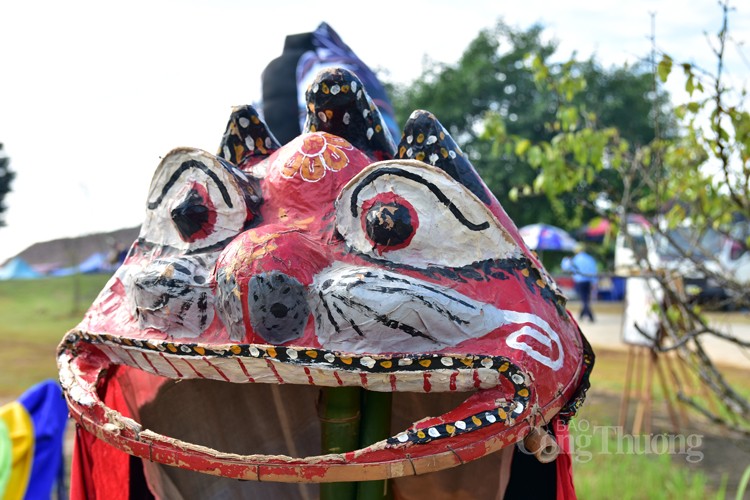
[50,252,114,276]
[0,257,42,280]
[77,252,112,273]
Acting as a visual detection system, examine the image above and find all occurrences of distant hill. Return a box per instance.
[8,226,141,269]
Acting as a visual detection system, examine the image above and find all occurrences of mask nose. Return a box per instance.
[212,226,331,344]
[247,271,309,344]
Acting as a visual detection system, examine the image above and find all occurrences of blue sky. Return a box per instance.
[1,0,748,263]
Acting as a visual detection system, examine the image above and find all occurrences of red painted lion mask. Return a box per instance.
[58,67,593,499]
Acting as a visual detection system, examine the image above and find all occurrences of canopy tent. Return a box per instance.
[0,257,42,280]
[519,224,578,252]
[50,252,115,276]
[578,217,614,243]
[583,217,611,238]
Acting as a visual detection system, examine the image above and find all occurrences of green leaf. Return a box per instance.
[515,139,531,156]
[527,145,543,167]
[686,76,695,95]
[533,172,546,192]
[657,56,673,82]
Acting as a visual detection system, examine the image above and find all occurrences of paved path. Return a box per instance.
[571,301,750,370]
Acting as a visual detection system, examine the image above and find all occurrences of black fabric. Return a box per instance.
[261,32,315,145]
[503,442,557,500]
[129,455,156,500]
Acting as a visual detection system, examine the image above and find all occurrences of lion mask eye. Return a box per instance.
[140,148,260,254]
[170,182,216,243]
[335,160,521,268]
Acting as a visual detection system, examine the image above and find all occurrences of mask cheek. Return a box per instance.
[213,227,331,345]
[126,256,215,339]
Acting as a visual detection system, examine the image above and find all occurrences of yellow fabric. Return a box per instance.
[0,401,34,500]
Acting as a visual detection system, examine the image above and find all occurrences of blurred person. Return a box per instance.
[562,244,599,322]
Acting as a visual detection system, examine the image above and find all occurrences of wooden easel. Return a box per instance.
[617,275,683,435]
[617,272,735,437]
[618,343,683,435]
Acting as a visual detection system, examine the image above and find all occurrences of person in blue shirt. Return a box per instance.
[562,244,599,322]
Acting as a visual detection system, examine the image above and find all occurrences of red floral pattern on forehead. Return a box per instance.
[278,133,353,182]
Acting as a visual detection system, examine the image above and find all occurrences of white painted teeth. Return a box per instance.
[63,333,530,399]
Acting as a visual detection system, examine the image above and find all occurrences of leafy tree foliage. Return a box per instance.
[501,3,750,434]
[389,21,674,231]
[0,144,14,227]
[391,22,557,226]
[389,7,750,434]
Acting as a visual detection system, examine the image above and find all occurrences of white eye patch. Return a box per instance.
[335,160,521,269]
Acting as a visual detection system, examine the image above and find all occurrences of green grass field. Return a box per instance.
[0,273,110,397]
[0,274,747,498]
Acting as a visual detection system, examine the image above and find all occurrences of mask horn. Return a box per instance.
[218,104,281,169]
[397,109,491,205]
[302,67,397,161]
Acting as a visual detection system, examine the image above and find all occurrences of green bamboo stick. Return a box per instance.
[320,386,362,500]
[356,390,394,500]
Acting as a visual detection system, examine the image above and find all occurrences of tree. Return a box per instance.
[390,22,561,226]
[490,2,750,435]
[389,21,673,232]
[0,143,14,227]
[648,2,750,434]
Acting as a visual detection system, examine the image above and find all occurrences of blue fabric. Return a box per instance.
[562,252,598,283]
[17,380,69,500]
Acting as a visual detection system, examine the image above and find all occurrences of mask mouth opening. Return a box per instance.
[134,374,484,456]
[118,367,522,499]
[76,365,528,500]
[59,338,572,481]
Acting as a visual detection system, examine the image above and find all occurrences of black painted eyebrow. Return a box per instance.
[349,166,490,231]
[148,159,233,210]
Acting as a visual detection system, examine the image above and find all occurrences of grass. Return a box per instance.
[570,349,716,499]
[0,275,747,497]
[574,346,750,499]
[570,386,717,499]
[572,423,711,500]
[0,273,111,397]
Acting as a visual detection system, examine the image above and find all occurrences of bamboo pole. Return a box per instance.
[643,349,656,435]
[320,387,362,500]
[632,347,648,435]
[663,352,690,428]
[651,350,680,434]
[357,391,394,500]
[631,347,645,434]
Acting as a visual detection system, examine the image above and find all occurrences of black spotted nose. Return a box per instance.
[248,271,309,344]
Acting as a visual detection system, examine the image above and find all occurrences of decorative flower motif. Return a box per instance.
[279,133,352,182]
